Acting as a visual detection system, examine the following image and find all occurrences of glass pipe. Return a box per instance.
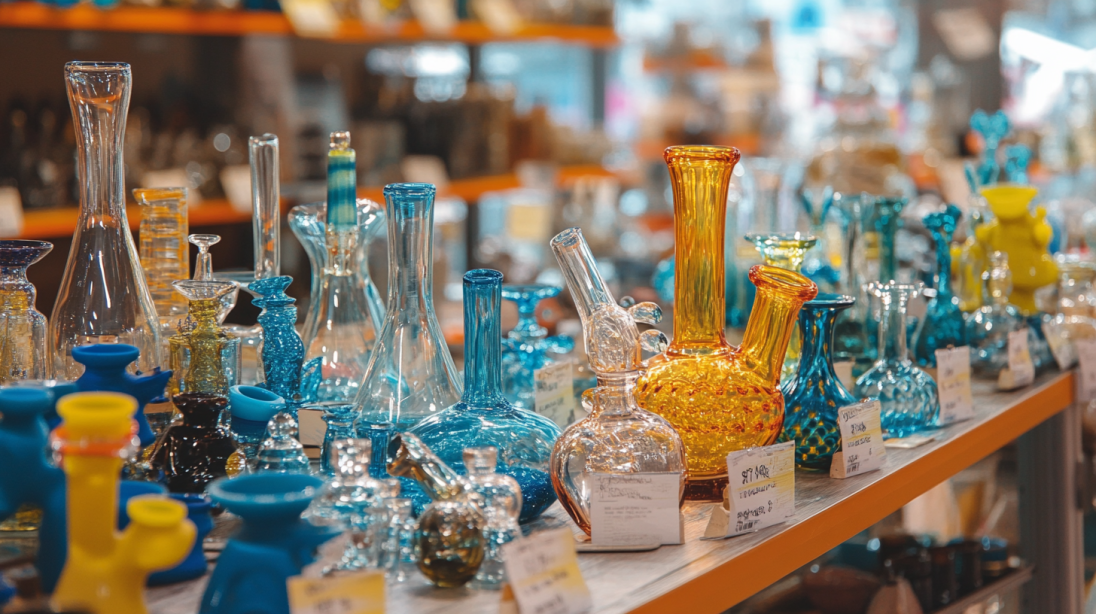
[316,402,357,476]
[72,344,171,448]
[634,146,818,501]
[912,204,967,368]
[134,187,189,336]
[301,133,379,403]
[0,240,51,384]
[798,187,841,291]
[226,384,285,475]
[51,62,161,378]
[387,433,485,588]
[188,234,238,325]
[747,232,817,382]
[408,269,561,522]
[150,393,236,493]
[966,252,1030,377]
[355,184,462,431]
[254,412,311,474]
[781,294,859,470]
[500,284,575,410]
[854,282,940,438]
[168,280,241,398]
[548,227,684,533]
[249,276,322,411]
[49,392,195,614]
[463,446,521,588]
[975,186,1057,314]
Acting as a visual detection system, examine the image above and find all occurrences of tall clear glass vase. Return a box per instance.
[51,62,161,378]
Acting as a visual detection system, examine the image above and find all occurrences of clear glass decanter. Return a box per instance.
[254,412,311,474]
[407,269,561,522]
[301,133,379,403]
[746,232,818,382]
[500,284,574,410]
[168,280,241,398]
[463,446,521,588]
[51,62,161,378]
[966,252,1030,377]
[549,227,684,533]
[188,234,238,324]
[0,241,52,384]
[854,282,940,438]
[354,184,462,431]
[135,187,189,338]
[912,204,967,368]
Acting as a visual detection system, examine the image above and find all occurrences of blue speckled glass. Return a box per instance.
[500,285,574,410]
[855,282,939,438]
[248,276,322,412]
[913,204,966,368]
[407,269,561,523]
[780,294,858,469]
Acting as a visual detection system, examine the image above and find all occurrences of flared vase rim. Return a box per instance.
[748,264,818,300]
[384,183,436,197]
[207,473,323,511]
[663,145,741,164]
[464,268,503,285]
[551,227,584,249]
[71,343,140,366]
[249,133,279,146]
[805,293,856,309]
[0,240,53,267]
[173,279,239,300]
[65,61,131,74]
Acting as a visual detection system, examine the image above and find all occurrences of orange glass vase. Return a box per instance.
[635,146,818,501]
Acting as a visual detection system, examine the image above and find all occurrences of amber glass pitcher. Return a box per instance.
[636,146,818,500]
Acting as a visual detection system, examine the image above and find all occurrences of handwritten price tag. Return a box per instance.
[703,441,795,539]
[1076,338,1096,404]
[1043,320,1077,370]
[535,360,575,429]
[935,346,973,425]
[502,528,592,614]
[1000,329,1035,390]
[590,473,682,547]
[287,570,385,614]
[831,400,886,479]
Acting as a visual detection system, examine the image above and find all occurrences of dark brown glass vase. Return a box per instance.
[152,393,237,493]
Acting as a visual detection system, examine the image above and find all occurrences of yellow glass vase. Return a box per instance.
[635,146,818,501]
[974,185,1057,314]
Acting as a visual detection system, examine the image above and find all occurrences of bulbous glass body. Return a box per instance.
[151,392,236,493]
[254,412,311,474]
[0,241,52,384]
[500,284,574,410]
[913,204,966,368]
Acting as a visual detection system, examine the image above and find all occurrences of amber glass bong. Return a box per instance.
[635,146,818,500]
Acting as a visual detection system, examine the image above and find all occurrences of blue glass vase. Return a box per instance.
[227,384,286,469]
[500,284,574,410]
[854,282,940,438]
[72,343,171,447]
[249,276,322,412]
[832,193,872,367]
[408,270,561,523]
[913,204,967,368]
[780,294,858,469]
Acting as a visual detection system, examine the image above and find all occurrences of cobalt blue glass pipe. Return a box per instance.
[913,204,967,368]
[8,379,78,429]
[0,387,67,592]
[199,473,339,614]
[780,294,858,470]
[249,276,321,412]
[149,494,213,585]
[72,344,171,447]
[408,269,561,522]
[228,385,286,464]
[500,284,574,410]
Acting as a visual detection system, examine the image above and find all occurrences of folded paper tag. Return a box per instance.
[297,407,326,447]
[535,360,575,429]
[935,346,973,425]
[287,570,385,614]
[1000,329,1035,390]
[1076,338,1096,404]
[590,472,682,547]
[1043,320,1077,370]
[831,400,886,479]
[502,528,592,614]
[704,441,795,539]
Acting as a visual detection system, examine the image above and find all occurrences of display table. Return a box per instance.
[144,371,1078,614]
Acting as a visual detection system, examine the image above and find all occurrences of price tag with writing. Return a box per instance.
[1002,329,1035,389]
[287,570,385,614]
[535,360,575,429]
[1076,338,1096,404]
[704,441,795,539]
[831,400,887,478]
[935,346,973,425]
[590,473,683,547]
[502,528,592,614]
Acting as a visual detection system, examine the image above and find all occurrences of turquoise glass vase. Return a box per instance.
[500,284,574,410]
[780,294,858,469]
[407,269,561,523]
[913,204,966,368]
[249,276,322,411]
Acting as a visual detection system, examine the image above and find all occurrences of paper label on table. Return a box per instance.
[287,570,385,614]
[833,360,856,392]
[1006,329,1035,387]
[535,360,575,429]
[1043,320,1077,370]
[280,0,340,38]
[589,472,683,547]
[0,187,24,238]
[830,400,886,479]
[884,434,937,449]
[502,528,592,614]
[1076,338,1096,404]
[932,7,996,61]
[297,407,326,447]
[716,441,795,537]
[935,346,974,425]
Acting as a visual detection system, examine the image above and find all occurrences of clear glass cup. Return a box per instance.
[134,187,189,339]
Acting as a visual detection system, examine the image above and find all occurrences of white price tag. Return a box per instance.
[1000,329,1035,389]
[535,360,575,428]
[830,400,887,479]
[704,441,795,539]
[1043,320,1077,370]
[502,528,592,614]
[935,346,973,425]
[297,407,326,447]
[287,570,384,614]
[0,187,24,238]
[1076,338,1096,404]
[590,473,683,547]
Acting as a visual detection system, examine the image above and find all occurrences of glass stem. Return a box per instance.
[384,186,435,314]
[879,292,909,363]
[250,134,280,279]
[463,271,503,406]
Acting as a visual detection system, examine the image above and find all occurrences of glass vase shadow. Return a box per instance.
[354,184,462,431]
[0,241,52,384]
[780,294,858,470]
[135,187,189,337]
[854,282,939,438]
[168,280,241,398]
[408,270,561,522]
[500,284,574,410]
[913,204,966,368]
[52,62,162,379]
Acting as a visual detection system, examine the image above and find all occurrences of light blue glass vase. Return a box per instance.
[913,204,966,368]
[407,269,561,523]
[780,294,858,470]
[500,284,574,410]
[855,282,940,438]
[248,276,322,412]
[227,384,285,470]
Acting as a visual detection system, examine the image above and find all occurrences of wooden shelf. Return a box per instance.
[0,3,618,46]
[147,371,1075,614]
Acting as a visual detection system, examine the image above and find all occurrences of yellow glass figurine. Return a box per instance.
[50,392,195,614]
[635,146,818,500]
[973,186,1057,314]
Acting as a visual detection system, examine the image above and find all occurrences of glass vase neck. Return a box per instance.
[924,204,961,301]
[463,269,504,406]
[740,265,819,386]
[65,62,130,222]
[550,228,615,324]
[665,145,740,350]
[870,196,907,282]
[794,294,854,382]
[383,183,436,311]
[871,282,921,364]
